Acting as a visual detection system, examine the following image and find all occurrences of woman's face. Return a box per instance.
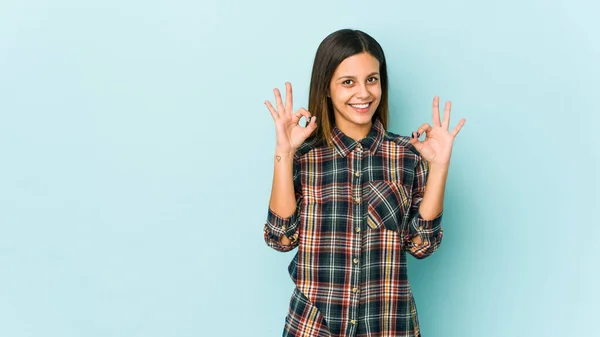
[329,52,381,137]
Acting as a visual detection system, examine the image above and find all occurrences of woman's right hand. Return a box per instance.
[265,82,317,153]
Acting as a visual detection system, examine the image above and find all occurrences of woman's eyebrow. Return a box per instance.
[336,72,380,80]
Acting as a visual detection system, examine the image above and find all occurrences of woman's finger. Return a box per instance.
[265,100,278,120]
[274,88,285,115]
[450,118,466,137]
[285,82,293,113]
[295,108,312,125]
[432,96,442,127]
[442,101,452,129]
[303,114,318,137]
[409,132,424,152]
[416,123,432,137]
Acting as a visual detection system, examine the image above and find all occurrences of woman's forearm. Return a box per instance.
[419,164,449,220]
[269,148,297,219]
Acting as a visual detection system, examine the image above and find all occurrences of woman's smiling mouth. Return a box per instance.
[348,102,372,112]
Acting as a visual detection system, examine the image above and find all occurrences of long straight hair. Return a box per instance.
[308,29,389,146]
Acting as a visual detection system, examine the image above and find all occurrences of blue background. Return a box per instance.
[1,0,598,336]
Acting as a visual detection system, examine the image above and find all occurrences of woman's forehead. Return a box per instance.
[334,52,380,77]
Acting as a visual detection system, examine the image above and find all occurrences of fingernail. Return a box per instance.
[307,117,311,123]
[411,132,415,138]
[417,132,421,137]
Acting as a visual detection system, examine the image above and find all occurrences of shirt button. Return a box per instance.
[419,226,424,231]
[354,171,360,177]
[355,227,361,233]
[354,197,361,204]
[353,258,359,264]
[282,225,286,231]
[350,320,357,325]
[352,287,359,293]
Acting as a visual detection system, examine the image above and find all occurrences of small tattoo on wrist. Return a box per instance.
[276,155,281,162]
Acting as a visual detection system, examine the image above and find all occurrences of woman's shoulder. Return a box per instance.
[294,136,326,158]
[383,130,420,157]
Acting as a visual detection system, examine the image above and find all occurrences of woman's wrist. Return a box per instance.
[275,145,296,158]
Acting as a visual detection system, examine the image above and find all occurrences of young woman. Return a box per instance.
[263,29,465,337]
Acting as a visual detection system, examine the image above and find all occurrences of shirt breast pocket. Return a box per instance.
[366,180,411,231]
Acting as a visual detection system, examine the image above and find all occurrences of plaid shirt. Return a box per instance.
[264,118,443,337]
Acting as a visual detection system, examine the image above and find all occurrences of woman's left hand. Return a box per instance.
[410,96,466,168]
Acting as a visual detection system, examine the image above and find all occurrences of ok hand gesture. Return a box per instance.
[409,97,466,168]
[265,82,317,153]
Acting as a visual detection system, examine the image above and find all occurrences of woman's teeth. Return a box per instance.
[350,103,370,109]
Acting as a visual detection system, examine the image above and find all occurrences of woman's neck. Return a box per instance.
[335,119,372,141]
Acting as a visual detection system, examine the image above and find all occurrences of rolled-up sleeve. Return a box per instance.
[402,156,444,259]
[263,159,302,252]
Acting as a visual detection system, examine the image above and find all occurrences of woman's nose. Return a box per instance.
[355,83,370,99]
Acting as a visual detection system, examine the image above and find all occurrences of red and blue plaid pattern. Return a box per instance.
[264,118,443,337]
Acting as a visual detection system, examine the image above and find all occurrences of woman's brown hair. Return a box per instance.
[308,29,389,146]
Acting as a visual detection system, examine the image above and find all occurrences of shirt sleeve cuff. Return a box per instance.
[265,207,299,240]
[405,211,443,243]
[402,211,444,258]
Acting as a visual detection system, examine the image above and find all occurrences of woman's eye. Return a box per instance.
[343,80,354,85]
[367,77,379,83]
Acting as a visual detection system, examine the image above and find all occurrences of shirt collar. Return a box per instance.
[331,118,385,157]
